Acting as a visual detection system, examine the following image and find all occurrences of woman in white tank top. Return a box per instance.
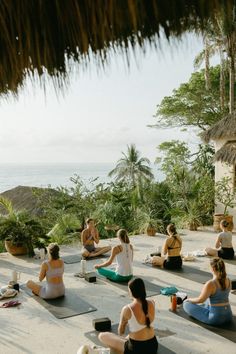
[94,229,133,282]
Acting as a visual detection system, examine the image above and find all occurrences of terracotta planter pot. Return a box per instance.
[146,226,156,236]
[213,214,234,232]
[4,240,28,256]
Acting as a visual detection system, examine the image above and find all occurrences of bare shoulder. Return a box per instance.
[113,245,122,253]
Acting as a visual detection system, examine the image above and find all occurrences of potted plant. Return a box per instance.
[0,197,48,256]
[136,209,163,236]
[214,177,236,232]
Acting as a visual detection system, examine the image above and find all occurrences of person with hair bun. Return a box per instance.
[94,229,133,282]
[205,219,234,259]
[27,243,65,299]
[183,258,232,325]
[98,277,158,353]
[147,223,182,269]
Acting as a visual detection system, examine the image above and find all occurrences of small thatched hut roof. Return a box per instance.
[214,140,236,165]
[0,0,234,95]
[201,113,236,143]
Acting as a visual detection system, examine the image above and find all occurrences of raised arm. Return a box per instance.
[93,227,99,244]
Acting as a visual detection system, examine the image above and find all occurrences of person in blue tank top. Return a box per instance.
[98,278,158,354]
[27,243,65,299]
[183,258,232,326]
[94,229,133,282]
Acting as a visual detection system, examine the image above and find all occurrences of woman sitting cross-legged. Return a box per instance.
[94,229,133,282]
[99,277,158,354]
[27,243,65,299]
[183,258,232,326]
[147,223,182,270]
[205,220,235,260]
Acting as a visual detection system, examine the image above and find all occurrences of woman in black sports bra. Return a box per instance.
[149,224,182,269]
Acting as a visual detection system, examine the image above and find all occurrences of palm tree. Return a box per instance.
[109,144,154,189]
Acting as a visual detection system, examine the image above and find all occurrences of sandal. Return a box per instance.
[0,300,21,308]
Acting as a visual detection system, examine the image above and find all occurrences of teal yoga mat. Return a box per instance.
[22,285,97,319]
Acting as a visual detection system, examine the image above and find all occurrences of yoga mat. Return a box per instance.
[174,307,236,343]
[97,276,162,297]
[62,253,109,264]
[22,286,97,319]
[144,263,212,284]
[85,324,176,354]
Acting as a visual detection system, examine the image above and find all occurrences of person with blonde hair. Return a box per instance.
[147,224,182,269]
[94,229,133,282]
[205,219,234,259]
[27,243,65,299]
[183,258,232,325]
[98,278,158,353]
[81,218,111,258]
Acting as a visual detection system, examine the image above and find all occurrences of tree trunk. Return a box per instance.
[204,35,211,91]
[219,48,225,110]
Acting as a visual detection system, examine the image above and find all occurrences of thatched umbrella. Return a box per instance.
[0,0,235,96]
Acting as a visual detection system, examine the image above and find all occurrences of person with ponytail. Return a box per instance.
[98,278,158,353]
[147,223,182,269]
[94,229,133,282]
[27,243,65,299]
[205,219,234,259]
[183,258,232,325]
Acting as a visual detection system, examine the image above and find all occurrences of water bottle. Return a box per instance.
[171,294,177,311]
[80,260,86,274]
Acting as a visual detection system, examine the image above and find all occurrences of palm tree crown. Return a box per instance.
[108,144,154,188]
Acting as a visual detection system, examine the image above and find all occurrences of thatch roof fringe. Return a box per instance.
[0,0,234,95]
[200,113,236,143]
[214,140,236,165]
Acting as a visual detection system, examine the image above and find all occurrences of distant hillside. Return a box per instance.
[0,185,60,216]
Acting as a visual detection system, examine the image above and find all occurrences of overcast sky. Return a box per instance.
[0,33,208,164]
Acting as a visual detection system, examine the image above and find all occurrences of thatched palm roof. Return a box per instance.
[201,113,236,143]
[214,140,236,164]
[0,0,235,95]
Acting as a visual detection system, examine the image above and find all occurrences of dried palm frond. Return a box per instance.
[0,0,234,95]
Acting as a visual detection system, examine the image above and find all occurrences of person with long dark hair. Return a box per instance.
[94,229,133,282]
[147,223,182,269]
[27,243,65,299]
[205,220,234,259]
[98,277,158,353]
[183,258,232,325]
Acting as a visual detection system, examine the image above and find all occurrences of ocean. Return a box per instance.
[0,163,162,193]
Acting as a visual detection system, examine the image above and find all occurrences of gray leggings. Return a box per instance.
[39,282,65,299]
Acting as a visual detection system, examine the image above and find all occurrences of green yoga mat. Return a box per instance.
[174,307,236,343]
[85,324,176,354]
[97,276,162,297]
[144,262,212,284]
[22,286,97,319]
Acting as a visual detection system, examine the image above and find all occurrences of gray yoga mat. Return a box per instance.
[62,253,109,264]
[144,263,212,284]
[85,324,175,354]
[174,307,236,343]
[22,285,97,319]
[97,276,162,297]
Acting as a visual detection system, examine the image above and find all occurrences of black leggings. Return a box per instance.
[218,247,235,260]
[124,336,158,354]
[163,256,182,270]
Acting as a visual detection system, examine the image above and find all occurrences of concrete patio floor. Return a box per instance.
[0,227,235,354]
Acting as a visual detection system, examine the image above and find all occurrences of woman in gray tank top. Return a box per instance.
[205,220,235,259]
[27,243,65,299]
